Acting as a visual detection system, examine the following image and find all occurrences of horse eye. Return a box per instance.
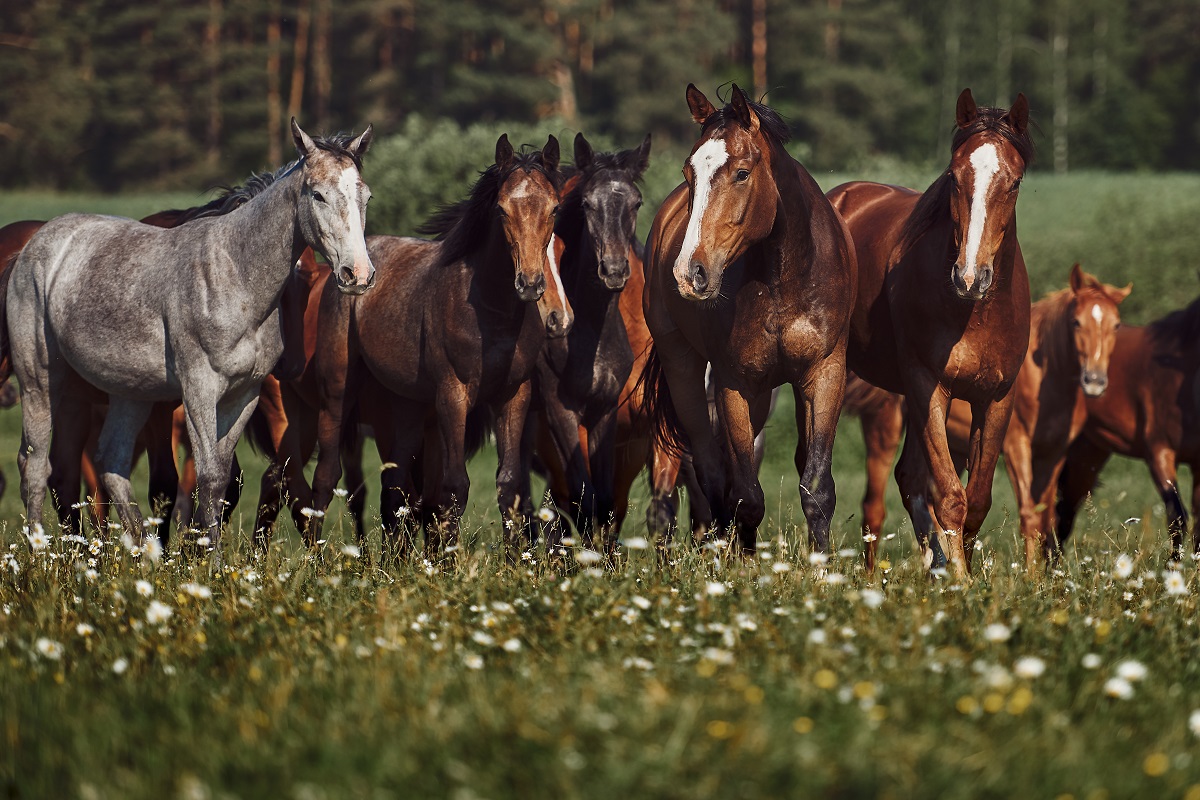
[312,191,325,203]
[551,205,560,218]
[735,169,750,182]
[1010,179,1023,193]
[1072,319,1082,329]
[1114,322,1121,330]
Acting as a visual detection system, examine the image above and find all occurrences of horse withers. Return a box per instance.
[641,84,857,554]
[8,119,374,553]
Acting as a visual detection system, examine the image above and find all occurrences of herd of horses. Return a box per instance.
[3,87,1198,577]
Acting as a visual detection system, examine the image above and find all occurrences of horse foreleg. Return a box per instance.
[962,394,1015,570]
[1054,435,1110,548]
[898,375,967,578]
[586,409,620,550]
[373,400,424,560]
[183,385,258,553]
[793,358,846,556]
[859,391,904,571]
[45,382,92,535]
[494,382,535,552]
[142,402,180,544]
[1147,444,1186,561]
[95,398,155,540]
[713,378,772,553]
[433,382,472,545]
[1000,415,1039,569]
[542,396,589,545]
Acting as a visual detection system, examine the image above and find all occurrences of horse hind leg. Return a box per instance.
[858,391,904,572]
[1147,445,1186,561]
[95,398,156,539]
[792,359,846,557]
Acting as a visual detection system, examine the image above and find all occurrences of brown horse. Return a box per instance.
[299,135,567,552]
[641,84,857,554]
[1056,295,1200,561]
[829,88,1033,578]
[846,264,1130,569]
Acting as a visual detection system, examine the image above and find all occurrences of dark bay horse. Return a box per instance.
[846,264,1129,569]
[303,135,566,553]
[1057,295,1200,560]
[530,132,650,547]
[9,120,374,550]
[828,89,1033,579]
[641,84,857,554]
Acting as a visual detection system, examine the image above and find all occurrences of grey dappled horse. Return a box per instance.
[8,119,374,552]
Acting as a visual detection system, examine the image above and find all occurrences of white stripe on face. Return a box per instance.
[961,143,1000,281]
[546,233,568,313]
[339,167,369,269]
[1091,303,1103,323]
[674,138,729,276]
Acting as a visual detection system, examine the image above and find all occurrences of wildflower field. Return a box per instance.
[3,174,1200,798]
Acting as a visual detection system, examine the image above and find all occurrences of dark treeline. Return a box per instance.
[2,0,1198,190]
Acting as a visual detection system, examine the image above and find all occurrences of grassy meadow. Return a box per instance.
[2,172,1200,798]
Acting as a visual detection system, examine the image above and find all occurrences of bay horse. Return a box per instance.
[845,264,1129,569]
[828,88,1033,579]
[8,119,374,551]
[530,132,650,547]
[641,84,857,554]
[1056,294,1200,561]
[303,134,567,553]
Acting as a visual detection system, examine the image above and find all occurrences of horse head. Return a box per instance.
[493,134,564,307]
[572,132,650,291]
[1067,262,1131,397]
[673,84,783,302]
[291,118,375,295]
[947,89,1031,300]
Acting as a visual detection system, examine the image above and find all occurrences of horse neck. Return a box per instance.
[470,220,527,317]
[220,165,307,316]
[1032,291,1080,387]
[753,146,811,282]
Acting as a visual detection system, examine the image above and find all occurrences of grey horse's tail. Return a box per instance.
[0,249,20,384]
[244,407,275,457]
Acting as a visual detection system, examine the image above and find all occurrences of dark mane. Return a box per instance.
[700,98,791,146]
[166,132,363,224]
[1149,295,1200,345]
[417,148,563,267]
[899,105,1037,250]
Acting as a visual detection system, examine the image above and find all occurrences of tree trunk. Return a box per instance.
[313,0,332,129]
[752,0,767,99]
[287,0,312,127]
[1053,0,1070,174]
[267,0,282,165]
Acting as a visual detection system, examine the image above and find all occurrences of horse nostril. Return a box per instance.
[339,266,358,286]
[548,311,560,329]
[691,262,708,292]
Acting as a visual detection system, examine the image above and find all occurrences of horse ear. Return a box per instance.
[955,89,978,129]
[348,124,374,159]
[633,133,652,176]
[1006,92,1030,136]
[687,84,717,126]
[1106,282,1133,304]
[730,84,760,132]
[543,135,560,174]
[573,132,593,172]
[291,117,316,157]
[1069,262,1086,294]
[495,134,514,171]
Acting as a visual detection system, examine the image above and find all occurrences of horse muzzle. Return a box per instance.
[676,259,722,302]
[544,308,573,338]
[515,272,546,302]
[952,263,993,300]
[1080,370,1109,397]
[598,255,630,292]
[334,261,376,295]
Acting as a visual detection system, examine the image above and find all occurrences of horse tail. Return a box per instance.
[243,406,275,457]
[0,247,24,384]
[636,345,690,458]
[464,406,493,460]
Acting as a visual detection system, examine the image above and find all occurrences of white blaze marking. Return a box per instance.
[961,143,1000,282]
[674,138,729,276]
[339,167,370,275]
[1091,304,1103,323]
[545,233,568,317]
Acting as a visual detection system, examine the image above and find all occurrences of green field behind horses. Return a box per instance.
[2,172,1200,798]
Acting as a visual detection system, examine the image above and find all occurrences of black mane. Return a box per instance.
[900,105,1037,250]
[418,147,563,267]
[700,98,791,146]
